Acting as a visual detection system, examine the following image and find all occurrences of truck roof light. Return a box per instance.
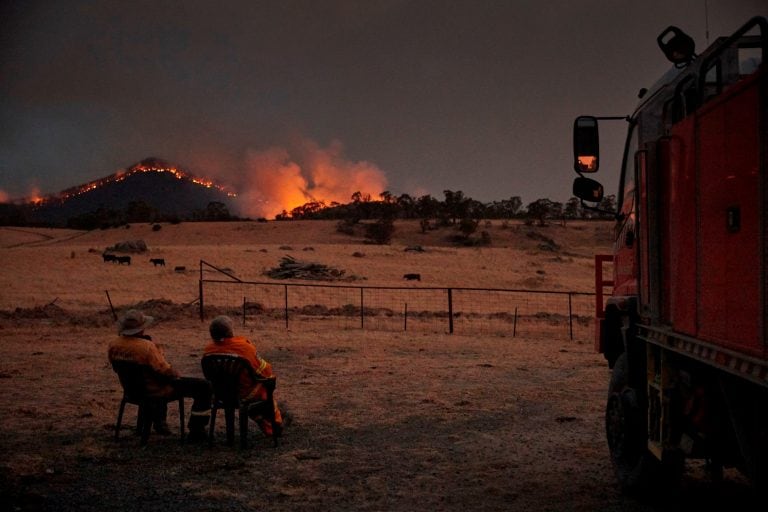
[657,26,696,66]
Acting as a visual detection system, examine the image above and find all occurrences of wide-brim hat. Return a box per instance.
[118,309,155,336]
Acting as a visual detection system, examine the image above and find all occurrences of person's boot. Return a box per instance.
[154,422,172,436]
[187,411,210,442]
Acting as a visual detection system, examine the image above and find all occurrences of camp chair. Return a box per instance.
[201,354,278,449]
[111,360,185,446]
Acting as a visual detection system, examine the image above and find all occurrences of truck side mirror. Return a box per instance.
[573,177,604,203]
[573,116,599,173]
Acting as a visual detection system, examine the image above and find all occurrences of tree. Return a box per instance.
[526,198,555,226]
[205,201,231,221]
[564,197,581,224]
[598,195,617,219]
[290,201,326,219]
[458,217,479,238]
[416,194,440,220]
[442,189,469,225]
[396,193,416,218]
[501,196,523,218]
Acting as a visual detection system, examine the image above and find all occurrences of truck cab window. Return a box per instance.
[617,123,638,220]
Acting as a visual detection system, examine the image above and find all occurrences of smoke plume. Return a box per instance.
[235,140,387,219]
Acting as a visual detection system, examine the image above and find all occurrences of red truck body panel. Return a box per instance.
[696,76,762,356]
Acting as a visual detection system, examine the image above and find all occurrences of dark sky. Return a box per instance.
[1,0,765,215]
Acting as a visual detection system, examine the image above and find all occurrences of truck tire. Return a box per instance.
[605,353,659,494]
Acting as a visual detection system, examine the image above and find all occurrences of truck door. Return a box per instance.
[613,123,639,299]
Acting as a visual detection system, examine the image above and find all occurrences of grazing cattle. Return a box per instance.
[116,256,131,265]
[102,253,117,263]
[150,258,166,267]
[174,266,186,273]
[403,273,421,281]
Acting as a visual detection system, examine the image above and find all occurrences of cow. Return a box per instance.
[116,256,131,265]
[102,253,117,263]
[403,273,421,281]
[150,258,166,267]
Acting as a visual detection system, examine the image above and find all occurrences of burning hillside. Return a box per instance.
[3,141,390,226]
[27,158,236,207]
[18,158,237,226]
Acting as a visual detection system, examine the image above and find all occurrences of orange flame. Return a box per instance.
[26,161,236,207]
[236,141,387,218]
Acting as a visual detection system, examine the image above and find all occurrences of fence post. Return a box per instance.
[513,306,518,337]
[198,260,204,322]
[360,287,364,329]
[243,296,246,326]
[568,292,573,340]
[448,288,454,334]
[404,302,408,331]
[284,285,289,329]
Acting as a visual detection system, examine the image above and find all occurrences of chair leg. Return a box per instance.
[208,407,217,446]
[139,403,152,446]
[115,399,127,440]
[225,407,235,446]
[239,406,249,449]
[135,403,144,435]
[178,398,185,444]
[272,417,279,448]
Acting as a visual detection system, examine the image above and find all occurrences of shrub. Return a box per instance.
[364,218,395,244]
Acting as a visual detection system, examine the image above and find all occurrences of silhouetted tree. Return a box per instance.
[416,194,440,220]
[396,193,417,218]
[526,198,556,226]
[290,201,326,219]
[564,197,581,221]
[442,190,470,225]
[598,194,617,219]
[458,217,479,238]
[205,201,231,221]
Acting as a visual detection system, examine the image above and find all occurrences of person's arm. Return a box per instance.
[146,343,180,379]
[244,339,272,377]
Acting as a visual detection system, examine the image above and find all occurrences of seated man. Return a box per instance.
[108,309,211,441]
[203,315,287,436]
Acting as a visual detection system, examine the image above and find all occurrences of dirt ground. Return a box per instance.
[0,221,756,510]
[0,316,754,512]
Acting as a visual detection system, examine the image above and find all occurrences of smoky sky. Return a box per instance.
[1,0,765,207]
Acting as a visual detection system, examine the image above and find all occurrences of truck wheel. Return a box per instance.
[605,353,658,494]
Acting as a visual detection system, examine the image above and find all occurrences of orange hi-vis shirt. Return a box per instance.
[203,336,275,401]
[108,335,180,396]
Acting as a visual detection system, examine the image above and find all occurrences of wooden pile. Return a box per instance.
[264,255,347,281]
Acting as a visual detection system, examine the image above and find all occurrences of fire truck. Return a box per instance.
[571,16,767,493]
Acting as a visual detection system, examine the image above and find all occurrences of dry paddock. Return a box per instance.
[0,317,755,511]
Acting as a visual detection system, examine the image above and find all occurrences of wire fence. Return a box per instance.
[199,260,596,341]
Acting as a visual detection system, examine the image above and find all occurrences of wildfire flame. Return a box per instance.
[23,159,236,207]
[16,141,387,220]
[236,141,388,219]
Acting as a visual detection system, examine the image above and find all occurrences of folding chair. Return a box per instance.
[111,360,185,446]
[201,354,278,449]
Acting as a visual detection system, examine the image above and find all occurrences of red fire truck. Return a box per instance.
[572,16,767,493]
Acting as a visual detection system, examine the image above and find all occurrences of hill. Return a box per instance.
[9,158,236,226]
